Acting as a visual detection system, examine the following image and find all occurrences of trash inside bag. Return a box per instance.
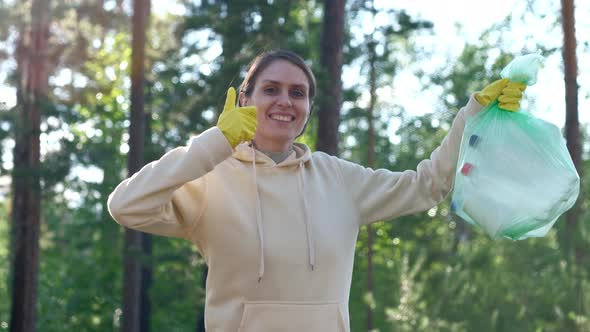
[451,54,580,240]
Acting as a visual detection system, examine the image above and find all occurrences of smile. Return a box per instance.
[269,114,295,122]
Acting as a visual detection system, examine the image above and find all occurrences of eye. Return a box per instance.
[264,86,278,94]
[290,89,306,98]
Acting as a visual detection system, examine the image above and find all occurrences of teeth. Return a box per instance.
[270,114,293,122]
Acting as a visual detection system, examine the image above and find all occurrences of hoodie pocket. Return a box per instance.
[237,301,348,332]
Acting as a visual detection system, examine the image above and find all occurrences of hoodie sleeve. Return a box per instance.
[107,127,233,239]
[338,96,483,226]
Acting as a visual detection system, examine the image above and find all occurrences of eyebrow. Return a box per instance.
[260,80,308,89]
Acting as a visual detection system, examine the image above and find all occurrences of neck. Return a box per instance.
[252,138,294,153]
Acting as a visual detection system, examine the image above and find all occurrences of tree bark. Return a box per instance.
[560,0,582,263]
[122,1,151,331]
[316,0,345,156]
[364,0,382,326]
[9,1,51,331]
[366,30,377,331]
[195,266,208,332]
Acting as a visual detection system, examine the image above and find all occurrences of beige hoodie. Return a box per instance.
[108,96,482,331]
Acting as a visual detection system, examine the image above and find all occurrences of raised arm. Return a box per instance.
[107,127,233,239]
[342,79,525,225]
[108,87,257,239]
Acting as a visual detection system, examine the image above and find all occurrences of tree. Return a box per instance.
[560,1,587,330]
[316,0,345,155]
[365,3,377,329]
[121,1,151,331]
[1,1,144,330]
[560,0,582,264]
[9,1,51,331]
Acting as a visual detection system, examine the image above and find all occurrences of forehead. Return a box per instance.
[257,59,309,88]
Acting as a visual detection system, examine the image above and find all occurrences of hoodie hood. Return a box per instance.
[232,141,315,282]
[233,141,312,166]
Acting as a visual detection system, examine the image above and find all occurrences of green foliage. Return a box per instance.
[36,197,122,331]
[150,237,204,330]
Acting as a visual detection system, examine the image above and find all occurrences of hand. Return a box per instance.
[475,78,527,112]
[217,87,257,148]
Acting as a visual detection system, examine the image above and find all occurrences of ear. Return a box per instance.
[239,91,249,107]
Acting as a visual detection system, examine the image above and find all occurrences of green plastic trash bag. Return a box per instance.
[451,54,580,240]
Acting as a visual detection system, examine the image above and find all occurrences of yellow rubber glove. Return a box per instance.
[217,87,257,148]
[475,78,527,112]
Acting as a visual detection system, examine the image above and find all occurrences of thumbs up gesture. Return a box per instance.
[217,87,258,148]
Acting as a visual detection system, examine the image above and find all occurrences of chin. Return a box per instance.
[264,129,297,140]
[271,134,297,142]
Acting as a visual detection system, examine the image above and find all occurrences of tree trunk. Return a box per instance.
[316,0,345,156]
[9,1,51,331]
[366,35,377,331]
[195,266,208,332]
[122,1,151,331]
[560,0,582,263]
[139,234,152,332]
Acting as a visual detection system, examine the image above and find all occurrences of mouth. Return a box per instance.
[269,113,295,123]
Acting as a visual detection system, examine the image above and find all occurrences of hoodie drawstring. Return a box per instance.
[249,145,316,283]
[252,147,265,282]
[297,160,316,271]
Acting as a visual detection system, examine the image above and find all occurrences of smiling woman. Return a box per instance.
[238,52,315,153]
[107,49,525,331]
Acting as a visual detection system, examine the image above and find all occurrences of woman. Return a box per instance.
[108,50,525,331]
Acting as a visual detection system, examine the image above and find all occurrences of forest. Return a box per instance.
[0,0,588,331]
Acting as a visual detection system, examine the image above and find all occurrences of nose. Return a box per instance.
[277,91,292,108]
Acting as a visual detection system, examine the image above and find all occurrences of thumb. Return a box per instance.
[223,87,237,113]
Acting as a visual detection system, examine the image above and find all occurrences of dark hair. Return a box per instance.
[238,50,316,107]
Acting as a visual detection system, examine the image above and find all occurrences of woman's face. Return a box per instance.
[240,59,311,152]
